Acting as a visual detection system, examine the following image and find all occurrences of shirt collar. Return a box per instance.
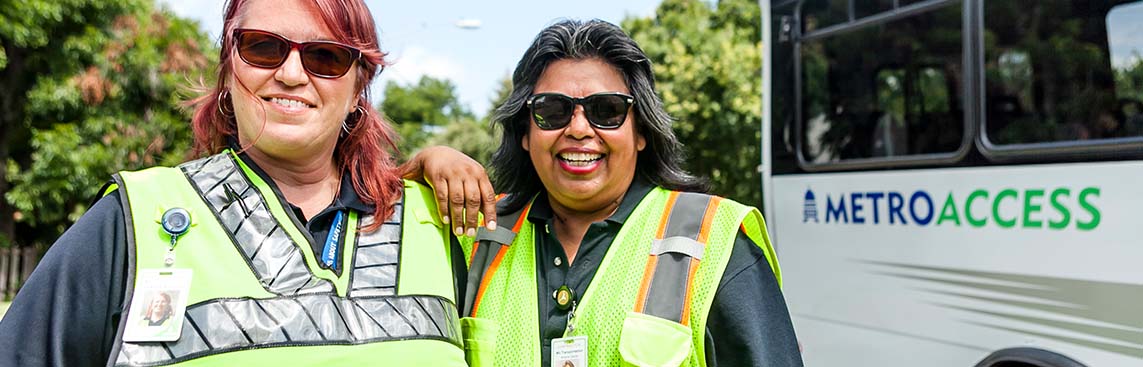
[233,151,373,215]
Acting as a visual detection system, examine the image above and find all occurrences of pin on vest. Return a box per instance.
[160,208,191,266]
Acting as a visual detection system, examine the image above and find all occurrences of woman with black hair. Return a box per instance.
[461,19,802,367]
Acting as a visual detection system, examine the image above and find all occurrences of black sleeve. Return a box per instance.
[0,193,129,367]
[703,231,803,367]
[449,233,467,311]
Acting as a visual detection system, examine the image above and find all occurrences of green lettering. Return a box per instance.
[964,189,989,227]
[993,189,1018,228]
[1077,187,1101,231]
[937,193,961,226]
[1022,189,1045,228]
[1048,188,1071,230]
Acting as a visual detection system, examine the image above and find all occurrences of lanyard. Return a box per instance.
[321,210,345,270]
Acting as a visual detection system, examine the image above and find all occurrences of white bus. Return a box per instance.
[760,0,1143,366]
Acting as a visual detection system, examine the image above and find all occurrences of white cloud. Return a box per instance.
[378,46,465,86]
[369,46,478,110]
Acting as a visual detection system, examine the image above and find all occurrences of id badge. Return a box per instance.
[122,268,193,342]
[551,335,588,367]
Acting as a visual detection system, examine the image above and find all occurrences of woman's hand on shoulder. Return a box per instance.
[401,146,498,237]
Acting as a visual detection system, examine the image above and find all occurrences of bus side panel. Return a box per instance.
[773,161,1143,366]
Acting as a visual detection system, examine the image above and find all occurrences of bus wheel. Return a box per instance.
[975,347,1086,367]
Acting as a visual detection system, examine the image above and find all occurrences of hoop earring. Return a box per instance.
[217,90,234,118]
[341,105,366,136]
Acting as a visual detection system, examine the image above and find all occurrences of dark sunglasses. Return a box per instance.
[233,28,361,79]
[526,92,636,130]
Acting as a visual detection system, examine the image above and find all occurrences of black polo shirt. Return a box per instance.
[0,153,467,367]
[531,178,803,367]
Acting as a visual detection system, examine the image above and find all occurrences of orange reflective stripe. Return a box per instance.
[468,242,480,265]
[633,254,658,313]
[639,192,720,323]
[656,191,681,238]
[511,205,530,232]
[471,245,508,317]
[696,196,721,244]
[470,201,533,317]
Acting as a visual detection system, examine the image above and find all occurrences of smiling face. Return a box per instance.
[228,0,359,161]
[523,58,646,215]
[148,294,171,320]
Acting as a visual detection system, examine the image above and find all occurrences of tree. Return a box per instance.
[1,0,139,248]
[380,76,474,156]
[424,75,511,165]
[1117,53,1143,103]
[623,0,765,207]
[3,2,215,248]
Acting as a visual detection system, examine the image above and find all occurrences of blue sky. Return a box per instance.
[1108,2,1143,69]
[158,0,663,117]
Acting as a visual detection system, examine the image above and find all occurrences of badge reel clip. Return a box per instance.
[161,208,191,266]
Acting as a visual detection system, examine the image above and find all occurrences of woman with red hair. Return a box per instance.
[0,0,491,365]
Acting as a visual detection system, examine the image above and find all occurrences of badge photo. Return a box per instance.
[122,269,193,342]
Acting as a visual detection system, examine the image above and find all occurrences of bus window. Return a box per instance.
[983,0,1143,146]
[801,0,849,32]
[800,1,964,164]
[1111,2,1143,136]
[854,0,893,19]
[873,67,951,157]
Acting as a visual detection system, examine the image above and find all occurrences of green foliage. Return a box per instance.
[433,74,513,165]
[623,0,763,206]
[0,0,137,48]
[425,117,499,164]
[3,2,215,246]
[487,74,514,117]
[380,74,509,167]
[381,76,474,153]
[1117,53,1143,102]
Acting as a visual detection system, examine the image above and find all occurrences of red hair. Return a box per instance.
[188,0,402,225]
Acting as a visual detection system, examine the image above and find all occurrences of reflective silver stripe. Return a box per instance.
[180,154,332,295]
[650,237,705,260]
[473,226,517,245]
[462,201,529,317]
[660,192,713,239]
[350,203,403,297]
[115,294,461,366]
[640,192,714,323]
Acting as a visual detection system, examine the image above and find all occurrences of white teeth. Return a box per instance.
[270,97,309,109]
[559,152,603,164]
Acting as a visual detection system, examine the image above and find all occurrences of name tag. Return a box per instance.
[122,268,193,342]
[552,335,588,367]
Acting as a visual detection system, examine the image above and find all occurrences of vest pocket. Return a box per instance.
[618,311,692,367]
[461,317,499,367]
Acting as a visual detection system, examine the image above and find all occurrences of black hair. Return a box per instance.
[489,19,708,213]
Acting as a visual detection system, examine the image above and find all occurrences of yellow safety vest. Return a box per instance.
[109,151,465,366]
[460,187,779,367]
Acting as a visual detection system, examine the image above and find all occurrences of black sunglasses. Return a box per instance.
[526,92,636,130]
[233,29,361,79]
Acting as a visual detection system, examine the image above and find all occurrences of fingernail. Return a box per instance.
[486,220,497,231]
[454,227,463,236]
[442,216,449,224]
[466,228,476,237]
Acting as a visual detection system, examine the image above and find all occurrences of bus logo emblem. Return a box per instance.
[804,189,819,223]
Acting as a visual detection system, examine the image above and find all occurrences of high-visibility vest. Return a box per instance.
[460,187,780,367]
[108,151,465,366]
